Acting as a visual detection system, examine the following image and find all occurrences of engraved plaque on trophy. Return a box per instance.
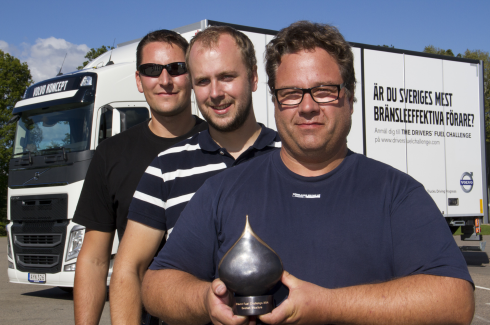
[218,215,283,316]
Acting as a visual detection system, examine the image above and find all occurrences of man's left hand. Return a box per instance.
[259,271,330,325]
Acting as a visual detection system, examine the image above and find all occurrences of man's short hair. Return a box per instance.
[265,21,356,99]
[136,29,189,69]
[186,26,257,78]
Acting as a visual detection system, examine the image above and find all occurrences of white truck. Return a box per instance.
[6,20,487,289]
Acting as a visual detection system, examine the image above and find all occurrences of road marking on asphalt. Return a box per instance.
[476,286,490,291]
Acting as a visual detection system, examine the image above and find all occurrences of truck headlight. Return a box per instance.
[80,76,92,86]
[64,263,76,271]
[66,226,85,261]
[7,230,12,259]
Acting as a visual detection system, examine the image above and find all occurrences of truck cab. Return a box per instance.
[6,42,153,287]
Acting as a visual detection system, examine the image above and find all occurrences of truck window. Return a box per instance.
[117,107,149,132]
[98,106,113,144]
[13,102,94,155]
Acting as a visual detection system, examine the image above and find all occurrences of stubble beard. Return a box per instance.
[201,92,253,133]
[277,110,353,162]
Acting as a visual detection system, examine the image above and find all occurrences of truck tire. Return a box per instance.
[449,226,460,234]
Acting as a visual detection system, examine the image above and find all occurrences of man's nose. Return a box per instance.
[210,80,224,99]
[298,92,320,114]
[158,68,173,86]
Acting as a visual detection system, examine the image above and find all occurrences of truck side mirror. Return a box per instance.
[8,114,20,125]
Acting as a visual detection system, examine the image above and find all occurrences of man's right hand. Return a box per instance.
[205,278,250,325]
[142,269,254,325]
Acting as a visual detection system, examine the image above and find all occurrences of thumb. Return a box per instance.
[212,278,228,297]
[280,270,299,289]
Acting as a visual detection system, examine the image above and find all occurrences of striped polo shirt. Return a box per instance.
[127,125,281,237]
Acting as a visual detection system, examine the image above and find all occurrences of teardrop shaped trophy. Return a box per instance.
[218,215,283,316]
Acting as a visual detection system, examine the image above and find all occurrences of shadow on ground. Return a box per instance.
[22,287,73,300]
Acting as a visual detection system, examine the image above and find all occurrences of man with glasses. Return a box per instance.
[73,30,207,325]
[141,21,474,325]
[110,26,280,324]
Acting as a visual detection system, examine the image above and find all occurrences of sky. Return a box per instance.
[1,0,489,83]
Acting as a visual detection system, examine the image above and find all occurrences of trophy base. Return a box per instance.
[233,295,274,316]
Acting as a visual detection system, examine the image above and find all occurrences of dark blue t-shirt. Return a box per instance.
[151,150,472,303]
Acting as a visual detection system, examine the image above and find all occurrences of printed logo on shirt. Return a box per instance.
[292,193,321,199]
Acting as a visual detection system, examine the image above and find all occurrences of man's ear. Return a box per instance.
[250,65,258,92]
[135,71,144,93]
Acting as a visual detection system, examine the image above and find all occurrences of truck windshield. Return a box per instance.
[13,102,94,156]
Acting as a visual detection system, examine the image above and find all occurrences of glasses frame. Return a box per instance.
[138,62,187,77]
[274,83,345,106]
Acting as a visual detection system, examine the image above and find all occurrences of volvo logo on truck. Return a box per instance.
[22,168,50,185]
[460,172,474,193]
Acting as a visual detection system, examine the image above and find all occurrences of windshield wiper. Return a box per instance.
[13,151,33,164]
[42,147,67,160]
[13,151,32,156]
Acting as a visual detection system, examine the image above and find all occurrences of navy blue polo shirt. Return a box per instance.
[151,149,473,304]
[127,125,281,236]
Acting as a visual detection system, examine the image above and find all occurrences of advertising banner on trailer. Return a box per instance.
[348,44,487,225]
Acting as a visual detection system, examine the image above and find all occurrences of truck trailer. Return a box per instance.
[348,43,488,241]
[6,19,487,289]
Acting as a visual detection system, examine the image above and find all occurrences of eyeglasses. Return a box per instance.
[138,62,187,77]
[274,84,345,106]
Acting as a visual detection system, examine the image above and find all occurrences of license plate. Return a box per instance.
[28,273,46,283]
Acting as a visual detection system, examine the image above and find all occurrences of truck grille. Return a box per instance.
[14,234,62,247]
[17,254,59,268]
[10,218,68,274]
[10,194,68,221]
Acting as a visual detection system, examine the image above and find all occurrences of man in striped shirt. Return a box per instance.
[109,26,280,324]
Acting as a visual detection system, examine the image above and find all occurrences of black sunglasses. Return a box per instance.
[138,62,187,77]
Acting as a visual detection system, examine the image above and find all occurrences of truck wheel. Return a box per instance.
[449,226,460,234]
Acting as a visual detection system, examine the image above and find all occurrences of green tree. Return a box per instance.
[77,45,115,70]
[0,50,33,232]
[463,49,490,141]
[423,45,455,57]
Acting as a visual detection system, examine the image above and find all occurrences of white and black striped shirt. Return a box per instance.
[127,125,281,237]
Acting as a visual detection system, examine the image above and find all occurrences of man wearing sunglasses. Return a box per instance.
[73,30,207,325]
[110,26,280,324]
[141,21,474,325]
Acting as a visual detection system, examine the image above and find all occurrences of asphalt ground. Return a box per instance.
[1,236,489,324]
[454,235,490,324]
[0,237,111,325]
